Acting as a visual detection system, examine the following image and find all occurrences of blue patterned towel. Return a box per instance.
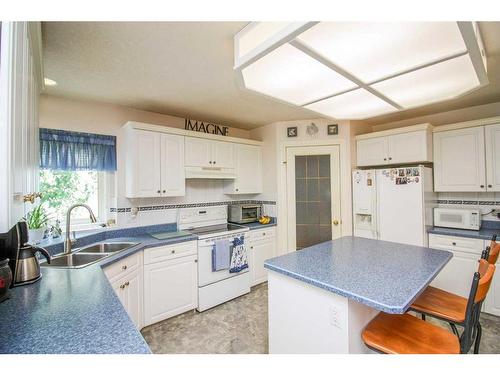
[212,239,230,272]
[229,236,248,273]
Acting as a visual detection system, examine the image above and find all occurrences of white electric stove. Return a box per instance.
[177,205,250,311]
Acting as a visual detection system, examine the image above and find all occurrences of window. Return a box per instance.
[39,170,106,228]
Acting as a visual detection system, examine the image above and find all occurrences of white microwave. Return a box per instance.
[433,208,481,230]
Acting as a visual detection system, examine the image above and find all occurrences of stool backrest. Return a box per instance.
[460,260,496,353]
[487,242,500,264]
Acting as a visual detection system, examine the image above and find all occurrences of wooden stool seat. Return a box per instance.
[362,312,460,354]
[411,286,467,323]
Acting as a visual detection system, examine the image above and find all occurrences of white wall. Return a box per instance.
[251,118,356,256]
[39,95,260,228]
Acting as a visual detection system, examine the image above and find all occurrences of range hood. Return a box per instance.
[185,166,236,179]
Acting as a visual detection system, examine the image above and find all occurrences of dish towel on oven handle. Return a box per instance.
[212,239,231,272]
[229,235,248,273]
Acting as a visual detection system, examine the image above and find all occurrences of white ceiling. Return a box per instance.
[42,22,500,130]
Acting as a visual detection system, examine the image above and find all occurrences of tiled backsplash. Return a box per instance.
[113,200,276,227]
[437,192,500,221]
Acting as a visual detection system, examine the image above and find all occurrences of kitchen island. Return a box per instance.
[264,236,452,354]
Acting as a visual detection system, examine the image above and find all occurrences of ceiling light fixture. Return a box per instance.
[233,22,488,120]
[44,78,57,86]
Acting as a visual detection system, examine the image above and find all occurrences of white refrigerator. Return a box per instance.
[352,166,436,247]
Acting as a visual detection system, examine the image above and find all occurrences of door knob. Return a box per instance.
[332,219,339,225]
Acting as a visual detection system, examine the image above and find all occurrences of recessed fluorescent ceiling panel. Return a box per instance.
[241,43,357,106]
[305,88,397,120]
[296,22,467,82]
[372,54,480,108]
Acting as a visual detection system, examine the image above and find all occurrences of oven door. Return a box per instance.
[197,234,248,287]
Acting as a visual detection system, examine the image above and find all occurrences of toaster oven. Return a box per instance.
[228,204,261,224]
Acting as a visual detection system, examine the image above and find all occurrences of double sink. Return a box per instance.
[42,242,139,269]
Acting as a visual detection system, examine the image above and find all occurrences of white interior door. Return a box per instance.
[286,146,341,251]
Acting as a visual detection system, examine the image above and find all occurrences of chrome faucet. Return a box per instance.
[64,204,97,254]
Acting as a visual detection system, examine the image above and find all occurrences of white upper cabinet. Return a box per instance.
[160,134,186,196]
[356,137,388,167]
[224,144,263,194]
[126,128,185,198]
[433,126,486,192]
[212,141,235,169]
[387,131,431,165]
[485,123,500,192]
[185,137,212,167]
[185,137,234,168]
[356,124,432,167]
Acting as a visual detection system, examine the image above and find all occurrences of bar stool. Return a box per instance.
[409,235,499,353]
[361,260,495,354]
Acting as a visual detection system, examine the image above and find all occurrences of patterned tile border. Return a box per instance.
[437,200,500,205]
[109,200,276,213]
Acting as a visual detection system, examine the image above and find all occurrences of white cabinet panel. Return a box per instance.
[224,144,263,194]
[144,255,198,326]
[126,129,185,198]
[249,228,276,286]
[185,137,212,167]
[428,234,482,298]
[433,126,486,192]
[160,134,185,196]
[387,131,431,165]
[212,141,234,168]
[356,137,388,167]
[485,123,500,192]
[108,266,144,329]
[484,239,500,316]
[126,129,162,198]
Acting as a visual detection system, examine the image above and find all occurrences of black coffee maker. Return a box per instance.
[0,221,51,287]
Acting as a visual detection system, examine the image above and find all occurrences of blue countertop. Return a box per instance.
[427,222,500,241]
[0,224,197,354]
[238,217,277,230]
[264,236,452,314]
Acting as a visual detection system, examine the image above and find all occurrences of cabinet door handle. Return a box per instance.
[120,284,125,289]
[157,190,161,193]
[122,265,127,270]
[171,250,175,254]
[163,190,166,193]
[194,259,198,263]
[383,158,387,161]
[388,157,392,161]
[124,281,129,287]
[235,188,239,192]
[213,161,216,164]
[250,246,254,249]
[209,161,212,164]
[488,184,493,188]
[480,185,485,188]
[452,242,456,246]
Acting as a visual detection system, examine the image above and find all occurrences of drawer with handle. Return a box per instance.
[104,251,142,282]
[144,240,197,265]
[428,234,484,255]
[249,228,276,242]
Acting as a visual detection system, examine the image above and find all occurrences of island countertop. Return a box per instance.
[264,236,452,314]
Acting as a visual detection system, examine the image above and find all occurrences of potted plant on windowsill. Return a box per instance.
[24,205,50,244]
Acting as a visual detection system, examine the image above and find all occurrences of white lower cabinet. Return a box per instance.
[105,253,144,329]
[428,234,500,317]
[483,239,500,316]
[428,234,484,298]
[249,227,276,286]
[143,242,198,327]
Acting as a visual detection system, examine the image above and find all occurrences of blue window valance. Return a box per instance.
[39,128,117,171]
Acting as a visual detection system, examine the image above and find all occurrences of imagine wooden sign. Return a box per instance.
[184,119,229,136]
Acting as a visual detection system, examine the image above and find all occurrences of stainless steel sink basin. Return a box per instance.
[41,242,139,268]
[43,253,109,269]
[77,242,138,254]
